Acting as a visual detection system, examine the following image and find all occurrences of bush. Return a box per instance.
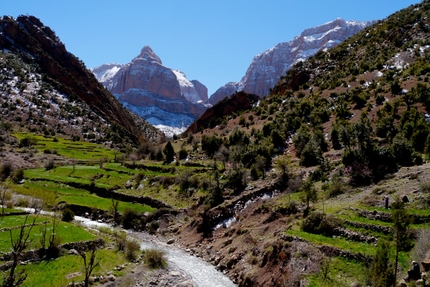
[44,159,55,170]
[302,212,342,236]
[144,249,167,269]
[12,169,24,183]
[61,208,74,222]
[46,236,62,259]
[113,229,127,251]
[178,148,188,160]
[121,208,140,229]
[0,162,12,181]
[275,200,298,215]
[125,239,141,261]
[147,220,159,234]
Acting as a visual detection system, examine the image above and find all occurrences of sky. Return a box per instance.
[2,0,422,96]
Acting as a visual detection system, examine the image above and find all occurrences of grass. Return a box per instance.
[13,133,116,161]
[21,249,129,287]
[12,180,154,214]
[285,229,376,257]
[0,214,96,253]
[306,257,367,287]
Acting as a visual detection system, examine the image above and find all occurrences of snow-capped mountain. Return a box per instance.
[209,18,374,105]
[92,46,208,132]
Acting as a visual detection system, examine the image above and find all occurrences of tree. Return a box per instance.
[391,198,413,286]
[79,243,100,287]
[2,214,38,287]
[110,197,120,224]
[205,164,223,208]
[300,179,317,211]
[201,134,221,157]
[370,240,394,287]
[163,141,174,163]
[274,155,291,188]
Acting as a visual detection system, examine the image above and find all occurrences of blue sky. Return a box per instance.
[2,0,421,95]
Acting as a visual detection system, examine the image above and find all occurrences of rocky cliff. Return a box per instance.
[0,15,163,143]
[92,46,209,131]
[209,18,374,105]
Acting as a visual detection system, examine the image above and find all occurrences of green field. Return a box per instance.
[0,214,96,253]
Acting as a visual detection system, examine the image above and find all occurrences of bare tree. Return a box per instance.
[2,214,38,287]
[79,243,100,287]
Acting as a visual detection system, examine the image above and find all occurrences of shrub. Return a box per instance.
[144,249,167,269]
[323,174,348,198]
[121,208,140,229]
[113,229,127,251]
[302,212,342,236]
[61,208,74,222]
[12,169,24,183]
[0,162,12,181]
[178,148,188,160]
[275,200,298,215]
[125,239,141,261]
[15,196,29,207]
[18,136,36,148]
[44,159,55,170]
[46,235,62,259]
[147,220,159,234]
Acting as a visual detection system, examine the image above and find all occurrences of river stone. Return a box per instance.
[175,280,193,287]
[167,238,175,244]
[68,248,79,255]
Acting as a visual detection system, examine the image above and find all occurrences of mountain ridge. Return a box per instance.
[0,15,164,144]
[208,18,375,105]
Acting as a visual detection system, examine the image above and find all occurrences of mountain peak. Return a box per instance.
[134,45,162,65]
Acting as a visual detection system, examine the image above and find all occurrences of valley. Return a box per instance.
[2,1,430,287]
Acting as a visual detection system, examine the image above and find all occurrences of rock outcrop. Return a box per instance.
[92,46,209,131]
[209,18,374,105]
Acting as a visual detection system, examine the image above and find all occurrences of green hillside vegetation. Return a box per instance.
[1,1,430,286]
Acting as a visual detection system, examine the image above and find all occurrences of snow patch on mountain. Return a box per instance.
[91,63,124,89]
[172,70,202,103]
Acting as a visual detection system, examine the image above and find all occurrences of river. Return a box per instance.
[76,215,237,287]
[16,208,236,286]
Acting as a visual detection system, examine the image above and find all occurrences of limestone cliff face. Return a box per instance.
[191,80,208,102]
[111,47,183,100]
[209,18,374,105]
[93,46,209,129]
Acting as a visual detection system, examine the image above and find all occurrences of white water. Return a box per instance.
[131,232,236,287]
[75,215,236,287]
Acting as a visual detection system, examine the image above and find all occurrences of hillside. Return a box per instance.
[170,1,430,286]
[0,15,164,146]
